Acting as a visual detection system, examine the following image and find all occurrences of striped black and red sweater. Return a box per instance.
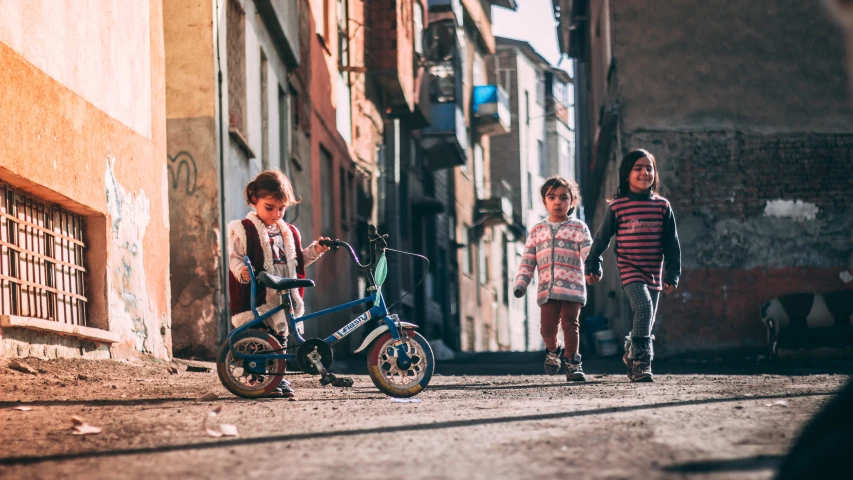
[585,191,681,290]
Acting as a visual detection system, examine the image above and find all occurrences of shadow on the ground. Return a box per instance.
[0,391,835,466]
[426,380,607,391]
[662,455,782,473]
[414,350,853,377]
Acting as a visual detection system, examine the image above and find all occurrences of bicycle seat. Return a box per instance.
[257,272,315,290]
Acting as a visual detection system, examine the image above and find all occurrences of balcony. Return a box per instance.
[389,67,432,130]
[475,195,513,228]
[473,85,511,136]
[367,0,416,114]
[423,102,468,170]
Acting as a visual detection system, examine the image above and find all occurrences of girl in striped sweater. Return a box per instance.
[514,177,593,381]
[586,149,681,382]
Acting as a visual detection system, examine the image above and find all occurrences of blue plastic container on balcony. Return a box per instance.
[473,85,511,136]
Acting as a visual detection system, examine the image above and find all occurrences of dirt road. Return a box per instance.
[0,357,846,479]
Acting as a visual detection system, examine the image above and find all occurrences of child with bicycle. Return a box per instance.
[227,170,331,398]
[514,176,593,382]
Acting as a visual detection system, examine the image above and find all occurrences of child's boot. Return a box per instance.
[544,347,563,375]
[564,353,586,382]
[630,361,653,382]
[622,336,634,380]
[628,336,654,382]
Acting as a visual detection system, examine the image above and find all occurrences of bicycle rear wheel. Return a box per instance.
[366,331,434,398]
[217,329,285,398]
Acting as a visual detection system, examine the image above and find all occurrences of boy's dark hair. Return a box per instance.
[614,149,660,198]
[540,176,581,214]
[245,170,301,206]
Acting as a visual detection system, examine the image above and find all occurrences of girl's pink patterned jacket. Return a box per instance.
[514,218,593,306]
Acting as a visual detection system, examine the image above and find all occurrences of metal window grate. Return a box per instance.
[0,182,88,325]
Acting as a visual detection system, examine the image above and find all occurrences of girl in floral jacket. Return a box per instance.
[514,176,593,381]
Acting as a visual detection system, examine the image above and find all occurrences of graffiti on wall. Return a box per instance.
[167,151,198,195]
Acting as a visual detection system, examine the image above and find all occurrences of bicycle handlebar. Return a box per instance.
[319,224,387,273]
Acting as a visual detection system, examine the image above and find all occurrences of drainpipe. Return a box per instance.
[215,0,230,342]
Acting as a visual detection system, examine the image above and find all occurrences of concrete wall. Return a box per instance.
[612,0,853,135]
[584,0,853,354]
[165,0,301,358]
[0,0,170,359]
[164,0,221,360]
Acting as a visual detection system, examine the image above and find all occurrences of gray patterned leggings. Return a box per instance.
[623,282,660,361]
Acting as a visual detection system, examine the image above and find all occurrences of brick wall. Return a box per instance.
[621,130,853,353]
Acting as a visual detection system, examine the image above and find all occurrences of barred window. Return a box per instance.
[0,183,88,325]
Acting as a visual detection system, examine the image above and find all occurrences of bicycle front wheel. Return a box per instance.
[367,331,434,398]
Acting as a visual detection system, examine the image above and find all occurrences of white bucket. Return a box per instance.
[594,329,618,357]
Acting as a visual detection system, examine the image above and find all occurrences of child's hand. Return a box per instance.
[513,287,525,298]
[663,283,676,295]
[586,273,600,285]
[240,266,251,283]
[315,236,332,254]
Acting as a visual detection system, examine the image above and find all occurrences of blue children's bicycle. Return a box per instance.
[216,225,435,398]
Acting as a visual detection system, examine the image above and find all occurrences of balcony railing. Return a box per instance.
[473,85,511,136]
[423,102,468,170]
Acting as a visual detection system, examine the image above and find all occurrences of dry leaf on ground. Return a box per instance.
[70,415,102,435]
[204,406,238,437]
[196,392,219,402]
[8,361,38,375]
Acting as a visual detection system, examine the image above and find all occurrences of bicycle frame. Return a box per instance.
[227,245,405,366]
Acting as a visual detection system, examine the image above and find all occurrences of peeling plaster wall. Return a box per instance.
[105,158,170,358]
[0,0,170,359]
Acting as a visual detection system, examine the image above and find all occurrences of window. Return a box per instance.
[461,225,471,275]
[336,0,352,143]
[400,168,409,240]
[278,87,291,175]
[535,72,545,106]
[464,316,475,351]
[0,183,88,325]
[474,142,485,199]
[538,140,547,177]
[473,51,484,85]
[524,90,530,125]
[527,172,533,209]
[339,166,347,228]
[318,0,330,40]
[501,234,509,306]
[290,85,299,129]
[348,171,355,225]
[478,238,488,285]
[226,0,246,134]
[414,2,424,56]
[321,146,334,233]
[260,49,269,169]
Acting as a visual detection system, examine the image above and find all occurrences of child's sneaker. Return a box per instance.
[272,378,296,398]
[544,348,563,375]
[564,353,586,382]
[630,361,654,382]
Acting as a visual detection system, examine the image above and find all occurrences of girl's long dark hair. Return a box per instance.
[613,149,660,198]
